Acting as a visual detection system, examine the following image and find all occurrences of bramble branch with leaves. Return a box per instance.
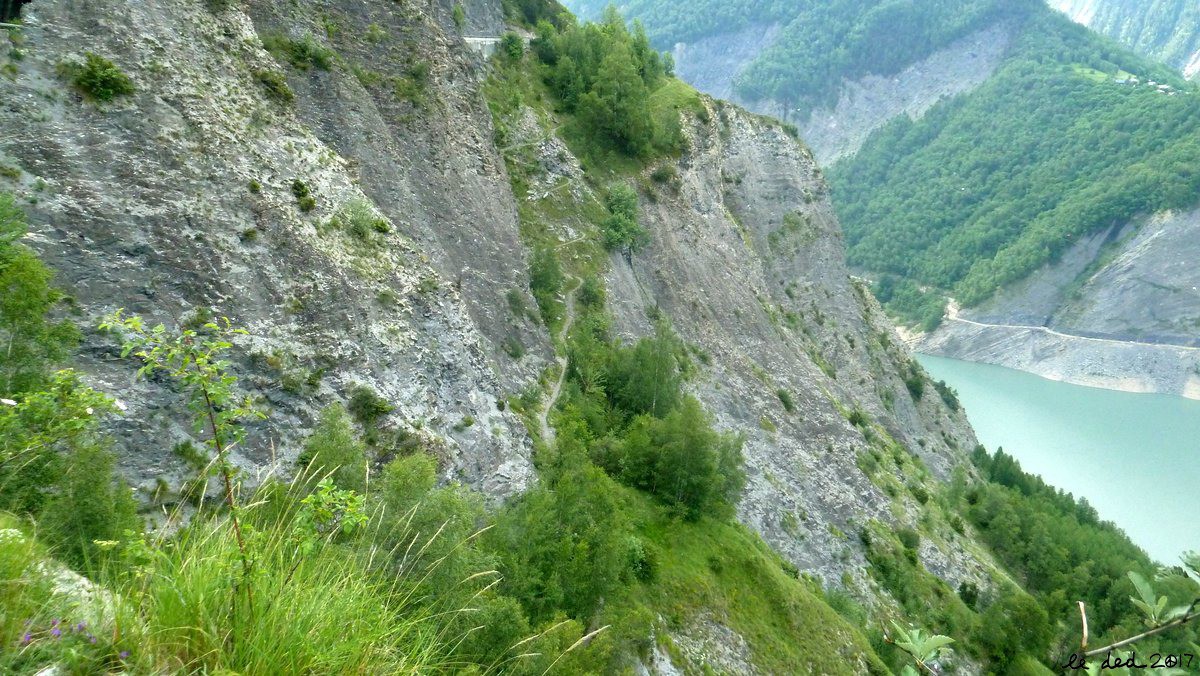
[101,310,264,607]
[1076,553,1200,661]
[887,621,955,675]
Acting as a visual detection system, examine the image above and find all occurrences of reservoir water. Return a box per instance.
[917,354,1200,564]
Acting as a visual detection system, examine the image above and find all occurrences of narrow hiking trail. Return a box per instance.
[538,275,580,445]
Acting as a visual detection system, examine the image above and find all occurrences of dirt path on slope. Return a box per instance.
[537,275,580,445]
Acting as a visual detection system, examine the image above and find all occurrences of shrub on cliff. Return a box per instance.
[64,52,134,102]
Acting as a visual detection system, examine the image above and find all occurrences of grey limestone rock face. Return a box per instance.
[598,102,984,584]
[0,0,544,499]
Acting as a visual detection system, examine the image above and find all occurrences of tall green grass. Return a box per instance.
[118,504,439,672]
[1,475,458,674]
[99,464,478,675]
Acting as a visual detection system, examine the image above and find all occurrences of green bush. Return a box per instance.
[903,362,925,400]
[502,0,562,26]
[776,388,795,413]
[328,199,390,240]
[291,179,316,212]
[40,442,139,570]
[393,61,431,105]
[933,379,960,411]
[298,405,368,492]
[0,368,136,574]
[625,535,658,582]
[0,195,80,397]
[500,32,524,62]
[262,33,335,71]
[975,592,1052,669]
[610,397,746,520]
[577,275,606,309]
[67,52,135,102]
[502,334,526,359]
[489,460,632,622]
[255,69,294,103]
[601,183,648,253]
[650,164,678,184]
[605,320,683,418]
[347,384,393,427]
[528,247,563,327]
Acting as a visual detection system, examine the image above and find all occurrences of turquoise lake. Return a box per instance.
[917,354,1200,564]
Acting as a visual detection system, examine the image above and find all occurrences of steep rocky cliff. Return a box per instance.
[598,102,983,582]
[0,0,996,668]
[0,0,547,499]
[566,0,1200,404]
[1049,0,1200,78]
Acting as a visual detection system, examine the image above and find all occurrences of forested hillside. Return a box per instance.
[832,9,1200,327]
[569,0,1028,110]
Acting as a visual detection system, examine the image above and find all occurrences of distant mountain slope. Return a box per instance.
[832,9,1200,325]
[1049,0,1200,78]
[563,0,1200,399]
[567,0,1018,112]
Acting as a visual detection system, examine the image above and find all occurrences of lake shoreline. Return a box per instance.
[918,353,1200,565]
[908,318,1200,402]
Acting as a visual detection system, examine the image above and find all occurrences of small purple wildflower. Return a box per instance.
[19,633,31,646]
[75,622,86,632]
[50,628,61,639]
[51,619,60,627]
[119,650,130,660]
[88,634,96,644]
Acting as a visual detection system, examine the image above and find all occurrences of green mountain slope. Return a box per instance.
[831,9,1200,326]
[568,0,1026,110]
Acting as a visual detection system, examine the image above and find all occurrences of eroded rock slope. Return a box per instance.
[0,0,992,628]
[0,0,546,497]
